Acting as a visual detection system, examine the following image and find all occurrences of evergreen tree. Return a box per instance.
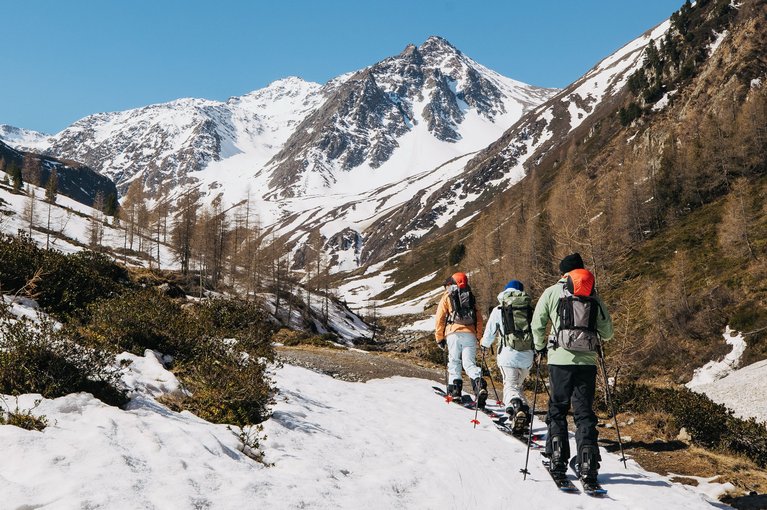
[45,169,58,203]
[9,163,22,191]
[104,193,118,218]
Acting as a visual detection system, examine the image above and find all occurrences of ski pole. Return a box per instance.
[598,340,627,469]
[521,353,542,479]
[444,347,449,395]
[481,346,503,406]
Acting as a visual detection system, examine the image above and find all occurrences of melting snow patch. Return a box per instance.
[118,350,188,399]
[669,473,736,501]
[688,358,767,423]
[398,317,435,332]
[687,326,746,388]
[708,30,728,56]
[652,89,677,112]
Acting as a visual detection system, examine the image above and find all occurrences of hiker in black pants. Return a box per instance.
[531,253,614,485]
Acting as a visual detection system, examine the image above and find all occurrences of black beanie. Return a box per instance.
[559,253,584,274]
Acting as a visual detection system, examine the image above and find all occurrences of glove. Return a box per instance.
[437,340,447,351]
[535,346,548,357]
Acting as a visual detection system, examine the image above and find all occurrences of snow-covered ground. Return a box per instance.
[1,357,731,509]
[686,327,767,423]
[695,358,767,423]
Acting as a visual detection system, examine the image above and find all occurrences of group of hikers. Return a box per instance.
[434,253,614,485]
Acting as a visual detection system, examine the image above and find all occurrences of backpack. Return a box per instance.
[552,268,604,352]
[447,285,477,326]
[498,292,533,351]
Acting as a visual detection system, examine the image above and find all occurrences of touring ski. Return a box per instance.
[569,456,608,496]
[432,385,502,416]
[432,385,473,407]
[493,417,545,449]
[541,458,579,493]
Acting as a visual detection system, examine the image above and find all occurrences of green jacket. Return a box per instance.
[531,277,614,366]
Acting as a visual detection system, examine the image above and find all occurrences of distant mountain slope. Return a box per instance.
[355,21,671,264]
[1,36,557,273]
[0,140,117,207]
[0,125,49,149]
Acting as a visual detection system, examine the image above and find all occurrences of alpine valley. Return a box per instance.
[3,0,767,508]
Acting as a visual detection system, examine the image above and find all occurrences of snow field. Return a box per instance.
[1,361,729,509]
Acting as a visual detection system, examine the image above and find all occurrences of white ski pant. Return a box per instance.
[500,366,530,408]
[447,332,482,382]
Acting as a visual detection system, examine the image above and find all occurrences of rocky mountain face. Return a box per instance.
[265,37,554,197]
[0,140,117,207]
[8,77,330,196]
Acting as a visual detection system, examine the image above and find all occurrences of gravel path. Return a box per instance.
[276,345,444,384]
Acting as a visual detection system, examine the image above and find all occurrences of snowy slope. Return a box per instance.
[1,360,730,509]
[686,327,767,423]
[0,182,178,268]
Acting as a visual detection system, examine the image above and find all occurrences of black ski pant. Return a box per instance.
[545,364,599,462]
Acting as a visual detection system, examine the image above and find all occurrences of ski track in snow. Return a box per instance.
[1,359,729,509]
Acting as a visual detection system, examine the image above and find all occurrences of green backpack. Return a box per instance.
[498,293,534,351]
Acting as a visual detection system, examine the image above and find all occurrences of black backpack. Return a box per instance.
[447,286,477,326]
[553,269,604,352]
[498,292,533,351]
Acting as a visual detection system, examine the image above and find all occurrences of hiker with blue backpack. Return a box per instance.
[479,279,535,434]
[531,253,614,488]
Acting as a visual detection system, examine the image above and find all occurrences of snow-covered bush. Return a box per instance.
[170,338,274,427]
[165,299,277,427]
[0,397,49,431]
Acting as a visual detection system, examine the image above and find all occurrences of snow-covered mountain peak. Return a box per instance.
[263,36,559,198]
[419,35,461,56]
[235,76,322,106]
[0,124,50,150]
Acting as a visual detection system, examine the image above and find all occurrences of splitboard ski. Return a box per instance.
[569,456,608,497]
[541,458,579,493]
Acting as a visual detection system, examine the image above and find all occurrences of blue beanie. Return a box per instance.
[505,279,524,291]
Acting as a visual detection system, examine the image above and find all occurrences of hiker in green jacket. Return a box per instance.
[531,253,614,485]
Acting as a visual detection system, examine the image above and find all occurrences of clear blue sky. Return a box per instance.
[1,0,682,134]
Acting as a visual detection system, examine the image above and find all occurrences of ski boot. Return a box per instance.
[550,435,568,476]
[575,445,606,495]
[578,445,601,484]
[447,379,463,400]
[509,398,531,435]
[472,377,488,409]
